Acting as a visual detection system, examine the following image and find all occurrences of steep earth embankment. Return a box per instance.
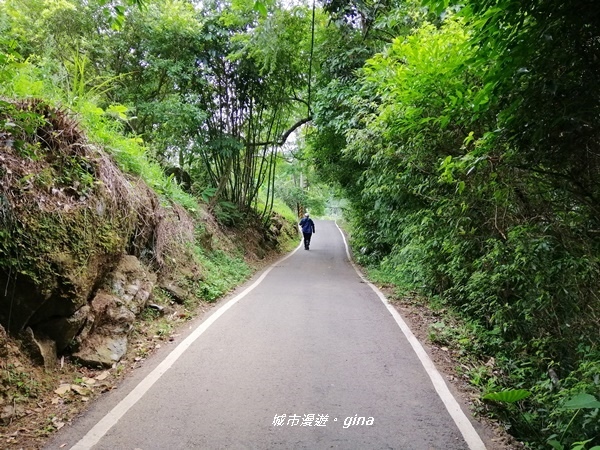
[0,99,295,446]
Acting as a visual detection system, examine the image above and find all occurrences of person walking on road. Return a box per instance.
[299,213,315,250]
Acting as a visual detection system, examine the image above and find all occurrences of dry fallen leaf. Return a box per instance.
[70,385,90,396]
[95,371,110,381]
[81,377,96,386]
[54,385,71,396]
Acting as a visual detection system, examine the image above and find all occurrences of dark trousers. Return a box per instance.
[302,232,312,249]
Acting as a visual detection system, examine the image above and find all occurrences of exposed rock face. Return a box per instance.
[1,100,291,371]
[73,255,156,368]
[0,101,129,337]
[34,306,90,353]
[0,101,134,350]
[8,255,157,368]
[73,335,128,369]
[160,281,189,304]
[20,327,57,369]
[0,100,198,368]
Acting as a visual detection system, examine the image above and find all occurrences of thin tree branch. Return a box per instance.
[249,116,312,147]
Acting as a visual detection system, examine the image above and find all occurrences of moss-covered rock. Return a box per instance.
[0,99,197,366]
[0,99,294,370]
[0,100,133,336]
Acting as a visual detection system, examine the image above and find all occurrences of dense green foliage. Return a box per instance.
[0,0,315,224]
[308,0,600,447]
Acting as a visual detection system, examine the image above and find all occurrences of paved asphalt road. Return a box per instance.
[46,220,485,450]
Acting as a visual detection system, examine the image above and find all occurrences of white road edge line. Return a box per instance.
[335,222,487,450]
[70,241,304,450]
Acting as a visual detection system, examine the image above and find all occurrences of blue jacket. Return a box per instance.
[299,217,315,234]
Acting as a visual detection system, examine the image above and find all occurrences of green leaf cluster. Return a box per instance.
[310,1,600,447]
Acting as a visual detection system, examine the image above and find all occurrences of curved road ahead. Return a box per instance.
[47,220,486,450]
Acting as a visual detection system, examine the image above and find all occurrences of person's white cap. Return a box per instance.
[304,213,309,217]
